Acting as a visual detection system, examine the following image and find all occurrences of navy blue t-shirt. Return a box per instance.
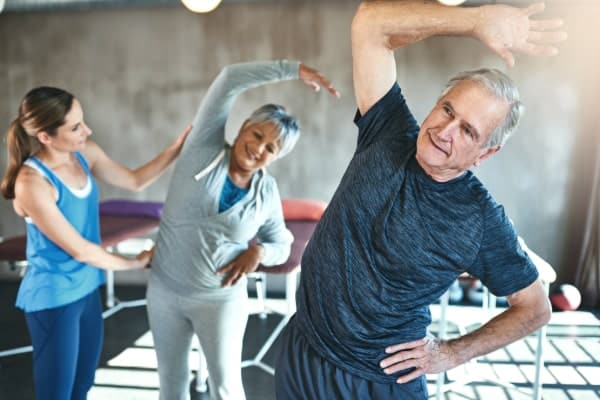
[294,83,539,383]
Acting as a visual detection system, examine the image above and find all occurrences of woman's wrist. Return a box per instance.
[253,243,266,262]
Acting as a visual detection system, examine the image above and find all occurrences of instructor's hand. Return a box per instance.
[132,248,153,270]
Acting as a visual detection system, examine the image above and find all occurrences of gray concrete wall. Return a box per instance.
[0,1,598,291]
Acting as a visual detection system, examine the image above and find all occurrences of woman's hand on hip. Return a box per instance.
[216,244,265,287]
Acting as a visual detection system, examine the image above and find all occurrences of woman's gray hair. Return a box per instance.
[246,104,300,159]
[439,68,524,148]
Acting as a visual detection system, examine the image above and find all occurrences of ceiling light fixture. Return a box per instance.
[181,0,222,13]
[437,0,467,5]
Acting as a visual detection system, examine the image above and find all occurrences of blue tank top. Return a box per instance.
[15,153,105,312]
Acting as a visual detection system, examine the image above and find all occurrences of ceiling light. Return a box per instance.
[437,0,467,5]
[181,0,222,13]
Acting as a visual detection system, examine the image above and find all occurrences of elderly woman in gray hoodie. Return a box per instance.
[146,60,339,400]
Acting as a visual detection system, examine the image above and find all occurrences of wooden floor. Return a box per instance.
[0,282,599,400]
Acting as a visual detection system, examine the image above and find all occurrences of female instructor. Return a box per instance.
[1,86,189,400]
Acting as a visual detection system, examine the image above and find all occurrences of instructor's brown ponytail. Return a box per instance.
[1,86,74,199]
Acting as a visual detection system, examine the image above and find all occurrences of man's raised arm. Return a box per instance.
[351,0,566,115]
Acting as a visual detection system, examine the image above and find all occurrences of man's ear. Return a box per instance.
[473,146,501,167]
[36,131,52,145]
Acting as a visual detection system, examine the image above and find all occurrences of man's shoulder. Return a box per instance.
[461,173,512,228]
[355,82,415,123]
[462,172,495,203]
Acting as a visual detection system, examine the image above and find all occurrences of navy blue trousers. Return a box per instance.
[25,290,103,400]
[275,317,428,400]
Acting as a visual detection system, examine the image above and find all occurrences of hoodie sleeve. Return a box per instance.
[255,180,293,266]
[182,60,301,158]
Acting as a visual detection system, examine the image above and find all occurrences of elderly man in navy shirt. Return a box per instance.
[274,1,567,399]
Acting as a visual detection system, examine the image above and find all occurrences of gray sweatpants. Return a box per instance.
[146,274,249,400]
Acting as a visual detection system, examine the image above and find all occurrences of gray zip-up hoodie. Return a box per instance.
[152,60,299,299]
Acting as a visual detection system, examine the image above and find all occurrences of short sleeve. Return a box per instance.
[467,201,539,297]
[353,83,419,152]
